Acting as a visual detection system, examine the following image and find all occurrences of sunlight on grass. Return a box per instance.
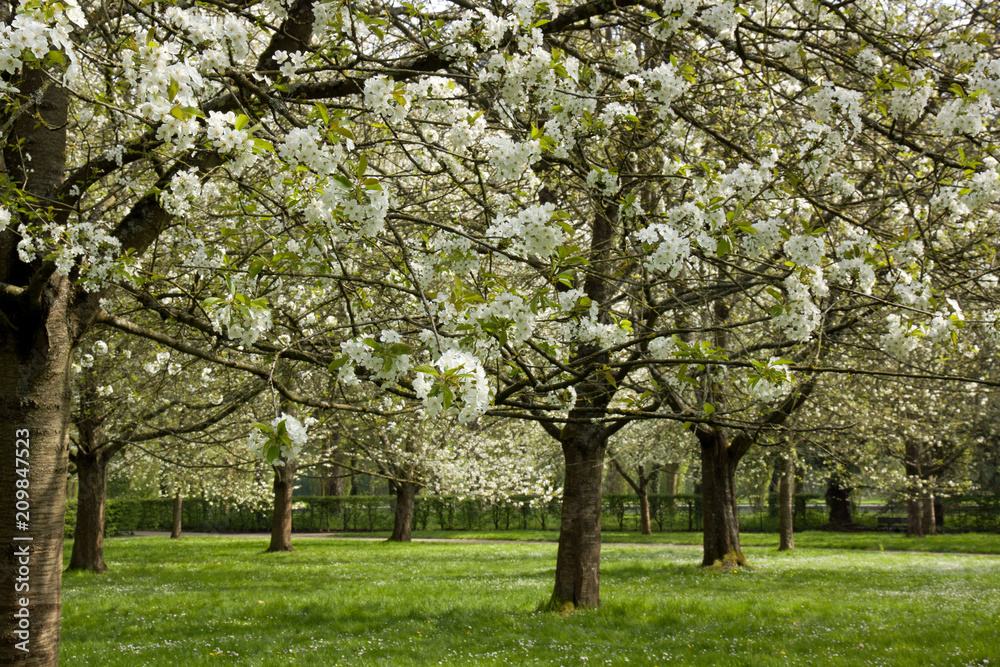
[61,536,1000,666]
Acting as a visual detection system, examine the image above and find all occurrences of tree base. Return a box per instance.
[539,596,577,615]
[66,561,107,574]
[708,550,750,572]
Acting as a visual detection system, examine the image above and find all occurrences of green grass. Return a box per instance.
[332,529,1000,554]
[61,536,1000,666]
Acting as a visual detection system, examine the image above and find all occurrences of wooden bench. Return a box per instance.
[876,516,908,532]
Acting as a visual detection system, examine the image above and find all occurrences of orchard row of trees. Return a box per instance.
[4,0,1000,662]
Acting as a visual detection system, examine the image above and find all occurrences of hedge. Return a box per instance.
[64,493,1000,536]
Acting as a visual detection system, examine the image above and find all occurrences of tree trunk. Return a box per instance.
[636,465,652,535]
[388,482,418,542]
[825,473,852,527]
[904,441,922,537]
[170,492,183,539]
[699,429,746,567]
[778,454,794,551]
[266,460,296,552]
[663,462,679,511]
[1,65,78,667]
[907,497,923,537]
[921,492,935,536]
[68,451,109,572]
[550,431,606,609]
[0,301,75,666]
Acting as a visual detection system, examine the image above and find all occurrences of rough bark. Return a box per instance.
[550,430,607,609]
[698,429,747,567]
[637,476,652,536]
[778,454,794,551]
[825,473,852,527]
[921,493,936,536]
[266,460,296,552]
[67,451,109,572]
[0,295,75,666]
[170,492,183,539]
[0,69,81,665]
[388,482,418,542]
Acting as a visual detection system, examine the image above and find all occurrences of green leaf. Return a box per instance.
[332,174,353,190]
[704,402,716,416]
[253,138,275,153]
[235,114,250,130]
[412,364,438,375]
[247,258,265,278]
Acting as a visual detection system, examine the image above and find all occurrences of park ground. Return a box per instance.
[61,532,1000,666]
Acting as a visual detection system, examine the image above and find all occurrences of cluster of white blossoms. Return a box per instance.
[747,357,794,403]
[811,83,863,137]
[699,0,739,40]
[936,94,994,136]
[784,234,825,268]
[363,75,406,121]
[486,135,542,180]
[640,61,690,113]
[773,273,824,342]
[634,221,692,278]
[648,335,679,359]
[486,203,566,257]
[248,413,316,465]
[205,283,273,347]
[585,168,620,196]
[880,313,922,357]
[16,220,124,291]
[413,349,492,423]
[143,351,173,374]
[278,125,346,176]
[0,0,86,88]
[891,269,933,309]
[161,5,252,73]
[880,298,964,357]
[336,331,413,387]
[466,292,537,347]
[887,69,935,120]
[828,226,877,294]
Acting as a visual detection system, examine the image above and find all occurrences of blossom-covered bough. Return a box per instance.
[5,0,1000,659]
[68,331,266,571]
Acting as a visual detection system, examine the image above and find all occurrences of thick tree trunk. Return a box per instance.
[0,304,75,665]
[550,432,606,609]
[170,492,183,539]
[266,460,296,552]
[68,451,109,572]
[825,473,852,527]
[388,482,418,542]
[0,61,79,666]
[778,454,794,551]
[699,429,746,567]
[921,492,935,536]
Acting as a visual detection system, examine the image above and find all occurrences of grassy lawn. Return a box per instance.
[61,536,1000,666]
[334,529,1000,554]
